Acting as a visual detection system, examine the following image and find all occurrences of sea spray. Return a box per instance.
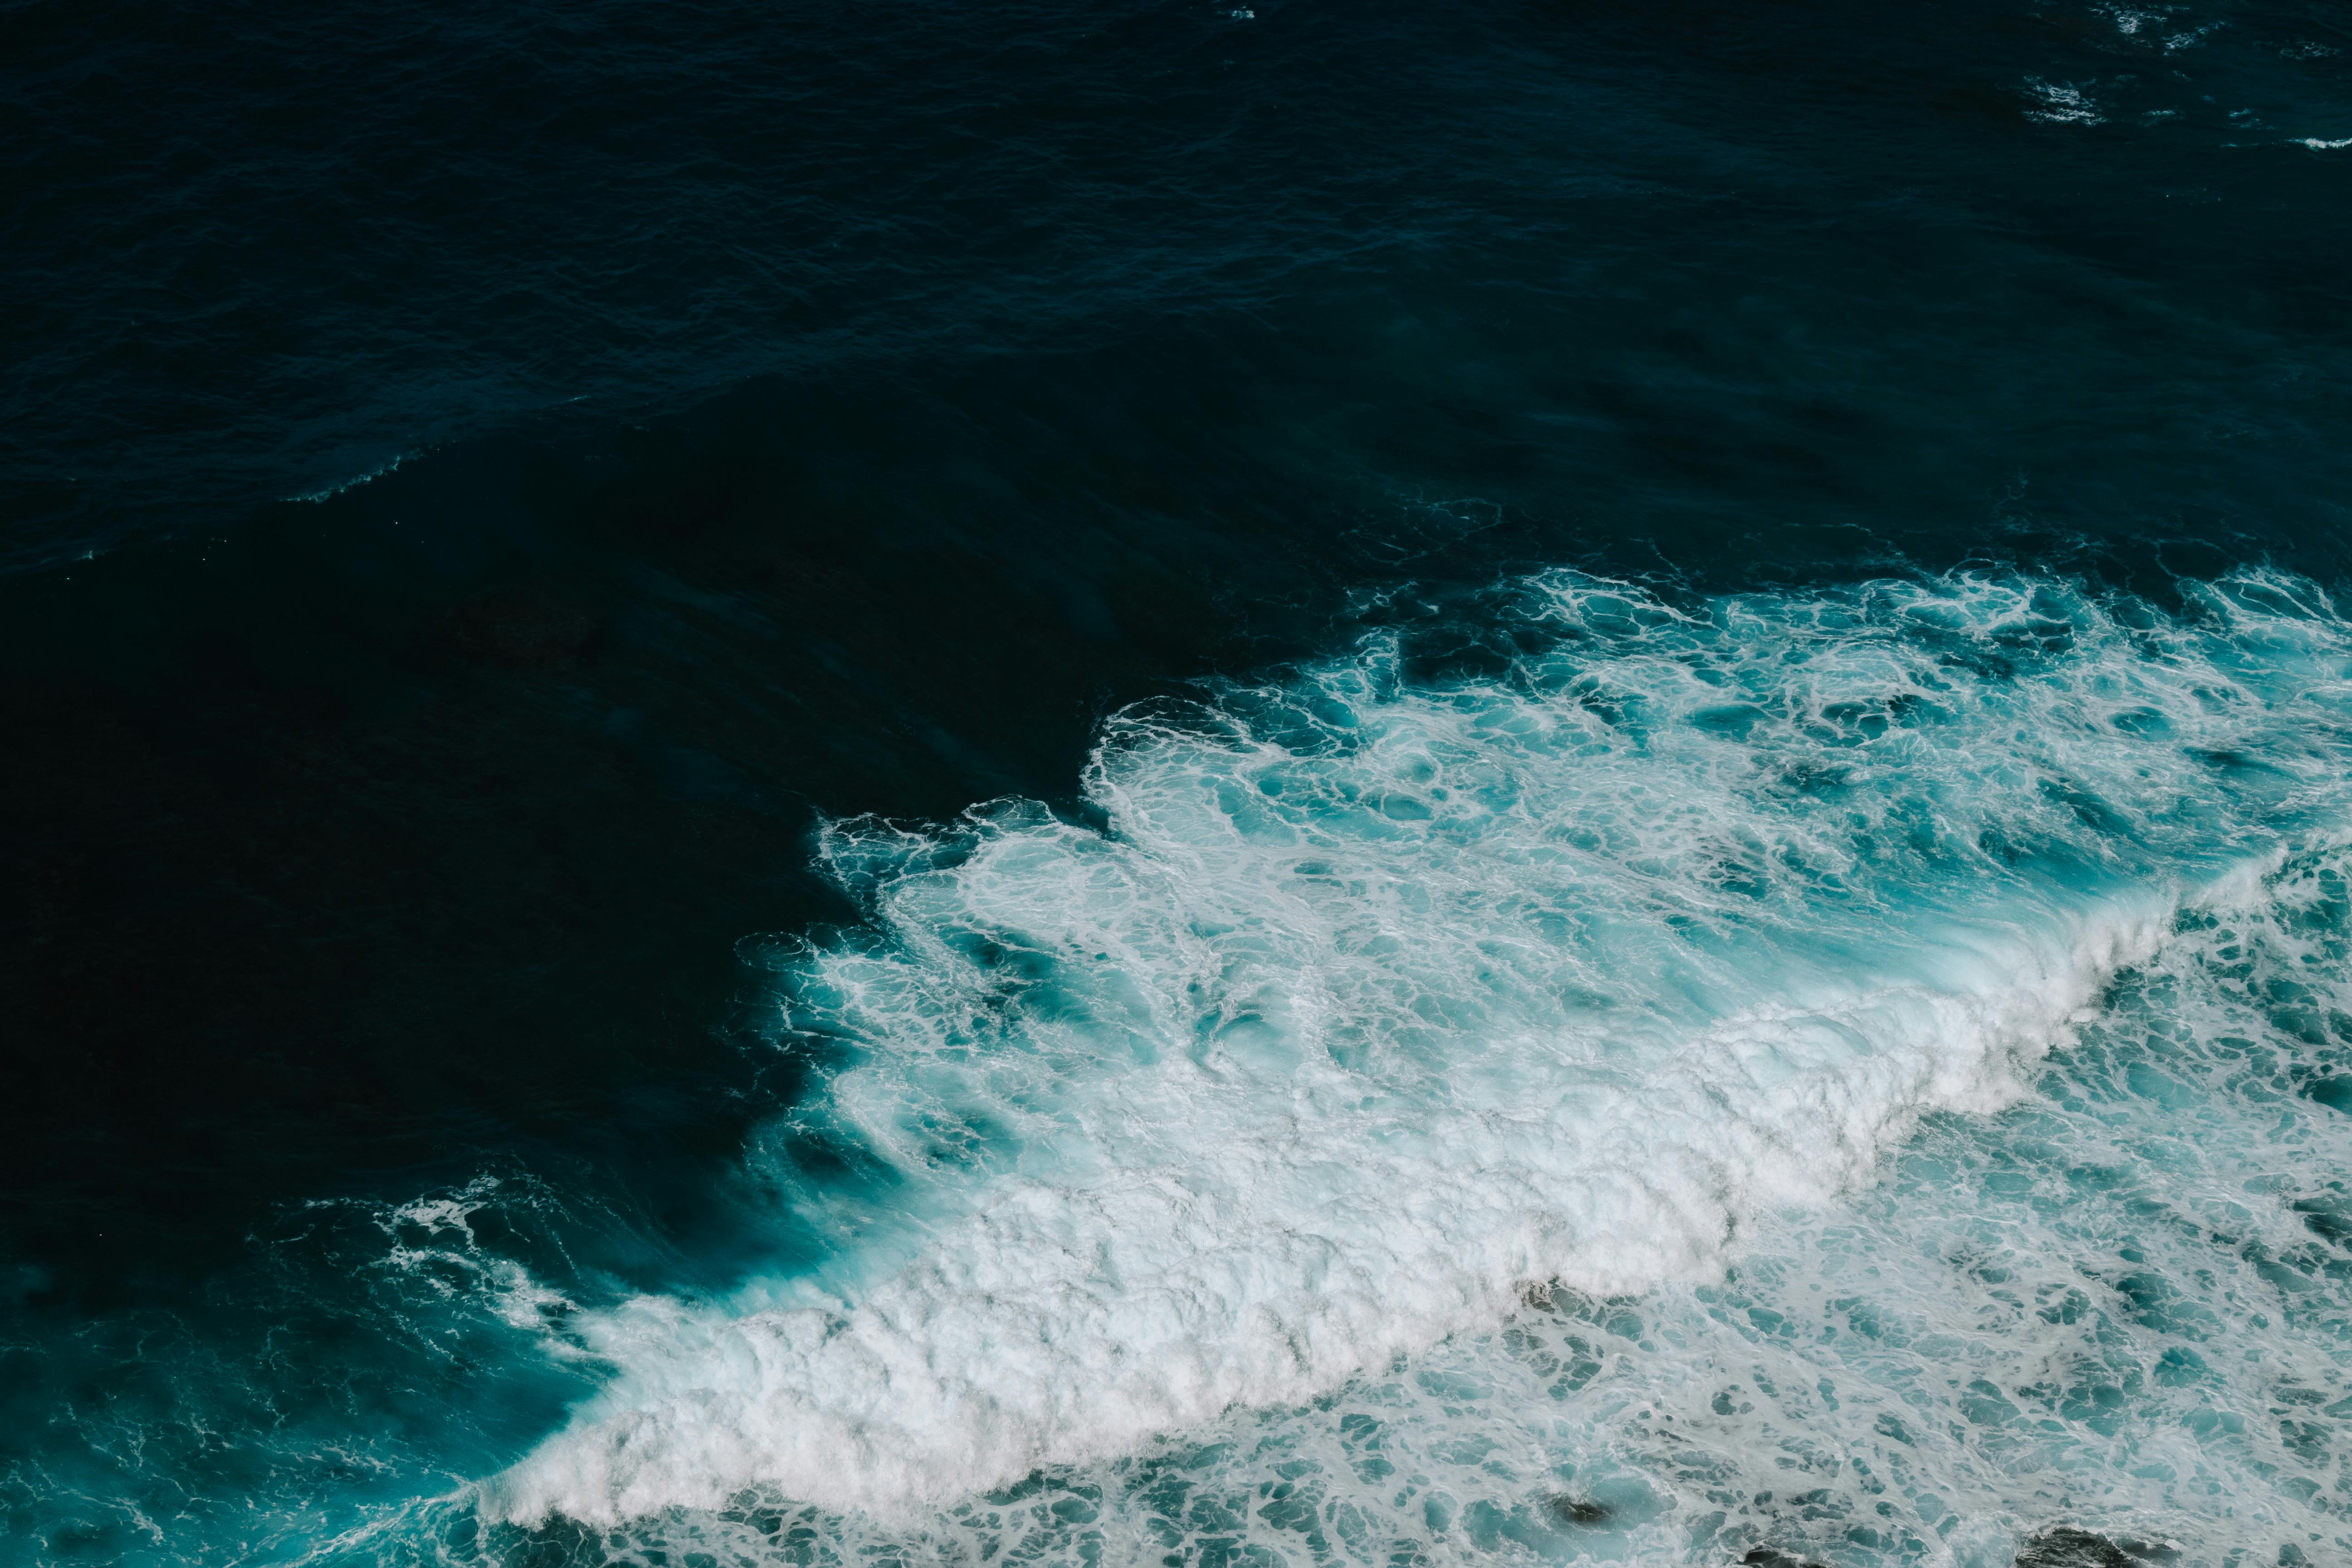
[482,568,2352,1542]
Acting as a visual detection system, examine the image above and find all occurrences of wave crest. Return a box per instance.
[485,569,2352,1524]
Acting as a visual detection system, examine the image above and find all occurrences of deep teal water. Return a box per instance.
[3,3,2351,1565]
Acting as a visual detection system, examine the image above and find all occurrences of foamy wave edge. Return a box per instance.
[474,876,2241,1528]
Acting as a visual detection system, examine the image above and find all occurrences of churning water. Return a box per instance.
[7,1,2352,1564]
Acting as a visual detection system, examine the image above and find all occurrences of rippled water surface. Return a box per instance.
[4,1,2351,1565]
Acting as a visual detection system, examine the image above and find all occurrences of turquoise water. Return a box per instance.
[9,0,2352,1563]
[20,557,2352,1565]
[227,568,2352,1563]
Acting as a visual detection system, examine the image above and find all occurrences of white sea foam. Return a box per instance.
[482,570,2352,1530]
[2023,79,2104,124]
[309,1174,582,1339]
[283,448,419,503]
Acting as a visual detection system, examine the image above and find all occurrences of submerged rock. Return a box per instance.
[2015,1526,2181,1567]
[1739,1548,1828,1568]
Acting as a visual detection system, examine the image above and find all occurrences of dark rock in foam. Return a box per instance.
[2014,1525,2181,1567]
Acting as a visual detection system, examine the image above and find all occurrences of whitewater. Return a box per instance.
[450,568,2352,1564]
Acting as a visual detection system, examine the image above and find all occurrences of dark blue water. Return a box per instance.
[5,3,2351,1564]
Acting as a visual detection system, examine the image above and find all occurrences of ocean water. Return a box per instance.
[5,2,2352,1566]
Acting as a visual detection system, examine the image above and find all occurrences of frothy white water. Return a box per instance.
[483,569,2352,1530]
